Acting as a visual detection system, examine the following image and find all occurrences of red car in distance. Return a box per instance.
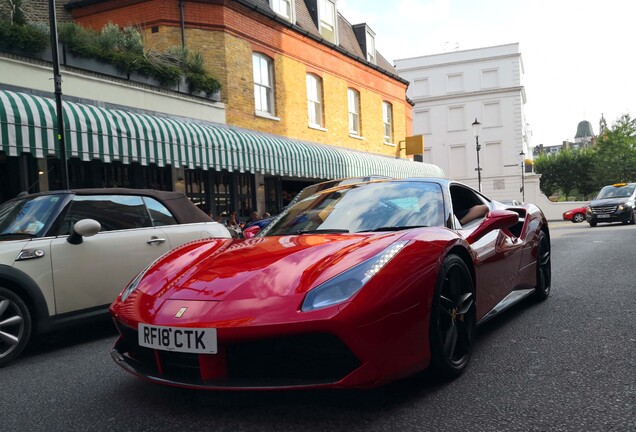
[109,178,551,390]
[562,206,588,223]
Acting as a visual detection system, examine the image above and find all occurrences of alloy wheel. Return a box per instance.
[437,262,476,367]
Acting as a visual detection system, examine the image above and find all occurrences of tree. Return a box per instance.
[572,149,599,199]
[533,155,559,197]
[594,114,636,184]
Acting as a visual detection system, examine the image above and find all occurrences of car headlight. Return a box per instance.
[301,240,408,312]
[586,207,592,215]
[618,204,625,211]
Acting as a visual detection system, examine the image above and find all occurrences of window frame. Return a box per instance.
[318,0,338,44]
[348,88,361,136]
[270,0,295,22]
[306,73,324,128]
[366,29,376,64]
[253,53,276,116]
[382,101,393,144]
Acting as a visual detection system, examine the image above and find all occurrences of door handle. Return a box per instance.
[147,237,166,245]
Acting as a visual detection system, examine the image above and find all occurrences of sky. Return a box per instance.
[337,0,635,148]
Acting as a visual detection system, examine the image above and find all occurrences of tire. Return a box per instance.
[572,213,585,223]
[428,255,476,379]
[0,287,32,367]
[532,232,551,301]
[589,221,597,227]
[630,211,636,225]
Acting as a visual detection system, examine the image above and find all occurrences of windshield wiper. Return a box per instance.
[364,225,428,232]
[295,229,350,235]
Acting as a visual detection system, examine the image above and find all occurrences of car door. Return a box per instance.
[50,194,172,314]
[450,185,523,319]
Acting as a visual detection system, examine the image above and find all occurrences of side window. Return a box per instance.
[143,197,177,226]
[59,195,152,234]
[450,185,489,228]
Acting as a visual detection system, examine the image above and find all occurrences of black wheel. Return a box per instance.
[532,232,551,301]
[630,211,636,225]
[572,213,585,223]
[0,287,32,367]
[429,255,476,379]
[589,221,597,227]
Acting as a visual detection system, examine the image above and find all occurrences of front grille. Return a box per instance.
[113,321,361,387]
[591,205,617,214]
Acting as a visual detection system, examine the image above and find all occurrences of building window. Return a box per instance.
[318,0,338,44]
[306,73,324,128]
[253,53,275,116]
[366,30,376,64]
[382,101,393,143]
[446,73,464,93]
[270,0,294,22]
[448,105,465,132]
[348,88,361,136]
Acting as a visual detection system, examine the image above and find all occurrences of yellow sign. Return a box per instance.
[405,135,424,155]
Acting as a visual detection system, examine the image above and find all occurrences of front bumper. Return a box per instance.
[587,208,633,224]
[111,319,364,389]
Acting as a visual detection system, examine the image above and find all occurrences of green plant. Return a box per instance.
[0,20,49,52]
[187,71,221,96]
[5,0,26,25]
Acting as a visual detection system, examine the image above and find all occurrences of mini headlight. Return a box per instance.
[301,240,408,312]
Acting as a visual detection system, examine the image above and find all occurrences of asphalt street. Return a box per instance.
[1,220,634,432]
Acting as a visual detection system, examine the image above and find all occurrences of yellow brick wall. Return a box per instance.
[146,27,408,159]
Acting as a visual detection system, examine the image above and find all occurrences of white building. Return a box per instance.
[395,43,536,202]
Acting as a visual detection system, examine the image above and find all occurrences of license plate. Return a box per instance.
[598,214,610,218]
[138,324,217,354]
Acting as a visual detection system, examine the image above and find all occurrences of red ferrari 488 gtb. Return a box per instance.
[110,178,551,390]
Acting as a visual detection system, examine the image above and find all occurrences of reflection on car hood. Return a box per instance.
[135,233,404,301]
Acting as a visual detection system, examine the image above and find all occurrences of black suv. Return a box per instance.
[587,183,636,227]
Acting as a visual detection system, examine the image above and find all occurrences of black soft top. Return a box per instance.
[18,188,212,224]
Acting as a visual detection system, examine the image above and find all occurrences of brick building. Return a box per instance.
[1,0,443,218]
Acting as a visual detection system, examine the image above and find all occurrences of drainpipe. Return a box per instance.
[179,0,186,48]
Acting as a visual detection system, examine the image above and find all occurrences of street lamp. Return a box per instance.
[472,118,482,192]
[519,151,525,202]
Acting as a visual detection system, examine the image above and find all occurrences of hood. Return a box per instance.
[135,233,405,302]
[590,197,632,207]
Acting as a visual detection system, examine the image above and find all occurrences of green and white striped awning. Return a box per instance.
[0,89,444,179]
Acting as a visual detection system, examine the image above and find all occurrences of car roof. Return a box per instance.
[11,188,212,224]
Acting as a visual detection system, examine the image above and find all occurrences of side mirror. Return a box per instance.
[466,210,518,244]
[67,219,102,245]
[243,225,260,239]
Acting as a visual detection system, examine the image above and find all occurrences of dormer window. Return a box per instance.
[318,0,338,44]
[270,0,295,23]
[352,24,376,65]
[366,30,376,64]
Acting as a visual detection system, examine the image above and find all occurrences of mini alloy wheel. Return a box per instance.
[0,288,32,367]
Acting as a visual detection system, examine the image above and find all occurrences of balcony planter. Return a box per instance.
[128,71,164,87]
[62,45,127,79]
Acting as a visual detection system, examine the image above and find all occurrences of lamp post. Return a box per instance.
[472,118,482,192]
[519,151,525,202]
[48,0,69,190]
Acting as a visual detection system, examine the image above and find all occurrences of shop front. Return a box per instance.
[0,89,444,221]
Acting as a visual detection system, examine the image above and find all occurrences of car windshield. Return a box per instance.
[0,195,63,238]
[596,184,636,199]
[260,181,445,236]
